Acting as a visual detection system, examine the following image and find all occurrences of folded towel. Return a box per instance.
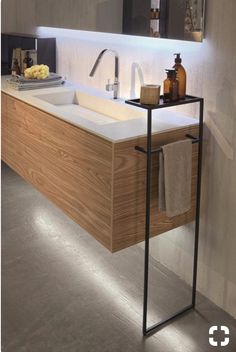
[158,139,192,217]
[14,81,65,90]
[10,73,63,84]
[7,74,65,90]
[158,149,166,212]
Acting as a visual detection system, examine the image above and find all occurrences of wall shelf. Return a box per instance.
[126,95,202,109]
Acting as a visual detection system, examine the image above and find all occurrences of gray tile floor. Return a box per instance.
[2,162,236,352]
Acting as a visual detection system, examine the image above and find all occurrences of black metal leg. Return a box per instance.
[145,304,193,335]
[192,98,204,307]
[143,109,152,336]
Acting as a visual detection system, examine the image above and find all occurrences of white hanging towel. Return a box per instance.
[158,139,192,217]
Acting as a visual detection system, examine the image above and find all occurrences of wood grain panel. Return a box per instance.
[2,94,113,251]
[112,125,199,252]
[2,93,200,253]
[1,93,7,119]
[1,93,9,158]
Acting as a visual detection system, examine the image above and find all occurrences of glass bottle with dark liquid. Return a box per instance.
[163,69,179,102]
[173,53,186,99]
[23,51,33,72]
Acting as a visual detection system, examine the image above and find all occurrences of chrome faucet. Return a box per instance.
[89,49,119,99]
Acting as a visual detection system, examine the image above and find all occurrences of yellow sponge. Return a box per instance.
[24,64,50,79]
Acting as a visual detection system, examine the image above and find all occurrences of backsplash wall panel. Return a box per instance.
[50,28,203,119]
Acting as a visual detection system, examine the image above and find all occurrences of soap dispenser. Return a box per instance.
[173,53,186,99]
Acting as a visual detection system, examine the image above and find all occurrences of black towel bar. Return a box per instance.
[135,134,199,155]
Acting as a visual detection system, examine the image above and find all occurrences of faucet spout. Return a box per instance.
[89,49,119,99]
[89,49,107,77]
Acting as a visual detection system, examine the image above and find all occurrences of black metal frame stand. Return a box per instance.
[126,95,204,336]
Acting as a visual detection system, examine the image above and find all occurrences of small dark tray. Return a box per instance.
[125,95,202,110]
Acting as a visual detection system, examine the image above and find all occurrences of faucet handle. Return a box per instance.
[106,79,114,92]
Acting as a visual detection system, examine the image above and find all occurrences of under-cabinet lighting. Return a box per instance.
[33,207,157,326]
[33,207,197,345]
[37,26,202,52]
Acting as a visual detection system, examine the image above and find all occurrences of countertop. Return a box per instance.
[1,76,198,143]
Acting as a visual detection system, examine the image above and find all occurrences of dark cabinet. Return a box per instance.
[1,33,56,75]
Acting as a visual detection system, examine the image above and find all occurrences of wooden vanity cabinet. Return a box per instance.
[1,92,199,252]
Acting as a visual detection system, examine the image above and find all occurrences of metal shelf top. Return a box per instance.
[125,95,203,110]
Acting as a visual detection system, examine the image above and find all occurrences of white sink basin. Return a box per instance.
[35,90,145,125]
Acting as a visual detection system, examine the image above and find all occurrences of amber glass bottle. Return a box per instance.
[163,70,171,102]
[163,69,179,102]
[173,53,186,99]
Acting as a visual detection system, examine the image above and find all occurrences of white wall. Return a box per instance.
[2,0,236,318]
